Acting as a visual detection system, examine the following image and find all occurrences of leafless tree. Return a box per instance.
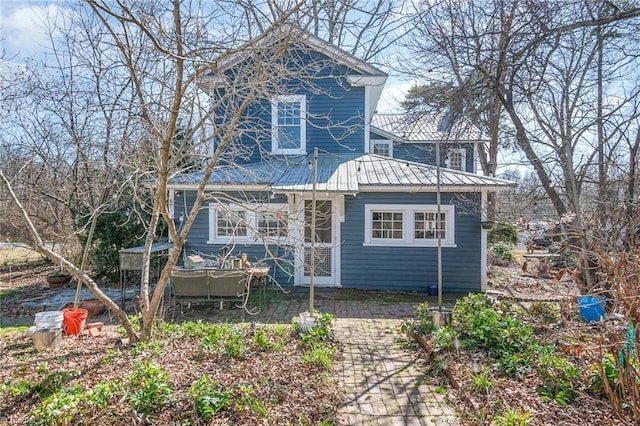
[1,0,401,341]
[404,0,640,285]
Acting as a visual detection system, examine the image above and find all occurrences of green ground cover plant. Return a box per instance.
[0,320,341,425]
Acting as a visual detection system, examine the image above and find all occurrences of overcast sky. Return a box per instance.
[0,1,409,112]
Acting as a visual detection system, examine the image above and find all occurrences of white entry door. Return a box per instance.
[295,196,340,287]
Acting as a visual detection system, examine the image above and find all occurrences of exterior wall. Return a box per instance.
[213,49,367,164]
[174,190,296,287]
[388,141,476,173]
[340,191,482,293]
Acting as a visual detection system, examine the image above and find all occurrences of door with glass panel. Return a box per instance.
[298,198,337,286]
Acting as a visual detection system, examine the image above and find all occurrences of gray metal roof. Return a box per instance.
[371,113,487,143]
[168,153,514,192]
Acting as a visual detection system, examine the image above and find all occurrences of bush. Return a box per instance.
[453,294,538,374]
[490,242,515,262]
[400,301,436,337]
[488,221,519,244]
[127,362,173,417]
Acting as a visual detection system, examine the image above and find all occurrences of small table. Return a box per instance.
[522,253,560,277]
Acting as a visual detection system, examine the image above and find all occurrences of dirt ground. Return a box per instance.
[0,251,632,425]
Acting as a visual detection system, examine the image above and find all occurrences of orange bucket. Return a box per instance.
[62,308,88,335]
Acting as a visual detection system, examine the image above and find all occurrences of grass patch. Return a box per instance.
[0,245,43,267]
[0,325,29,337]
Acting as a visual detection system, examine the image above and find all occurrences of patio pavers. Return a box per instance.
[172,289,460,425]
[332,315,459,426]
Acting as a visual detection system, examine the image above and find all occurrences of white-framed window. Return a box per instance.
[446,148,466,171]
[272,95,306,154]
[256,205,289,239]
[414,211,446,240]
[370,139,393,157]
[364,204,455,247]
[209,204,250,243]
[208,203,289,243]
[371,211,404,240]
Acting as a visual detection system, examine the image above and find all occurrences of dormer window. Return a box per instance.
[370,139,393,157]
[446,148,466,171]
[272,95,306,154]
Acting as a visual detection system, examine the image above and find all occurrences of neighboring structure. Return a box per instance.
[168,26,514,293]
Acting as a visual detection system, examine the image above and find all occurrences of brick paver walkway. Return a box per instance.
[174,290,460,425]
[333,317,459,426]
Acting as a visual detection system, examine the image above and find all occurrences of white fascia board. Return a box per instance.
[347,75,387,119]
[370,125,404,143]
[403,139,488,144]
[359,185,514,192]
[346,75,388,86]
[166,184,271,192]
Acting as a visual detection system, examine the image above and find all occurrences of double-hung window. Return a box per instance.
[364,204,455,247]
[272,95,306,154]
[209,203,289,244]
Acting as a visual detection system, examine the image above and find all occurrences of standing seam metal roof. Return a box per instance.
[168,153,514,192]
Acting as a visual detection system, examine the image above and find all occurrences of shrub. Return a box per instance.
[400,301,435,337]
[199,324,248,360]
[296,312,335,346]
[453,294,538,373]
[490,242,515,262]
[535,347,579,406]
[488,221,519,244]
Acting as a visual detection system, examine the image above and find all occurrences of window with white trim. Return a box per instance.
[414,211,446,240]
[272,95,306,154]
[209,203,289,243]
[370,139,392,157]
[371,211,404,240]
[364,204,455,246]
[257,205,289,238]
[447,148,466,171]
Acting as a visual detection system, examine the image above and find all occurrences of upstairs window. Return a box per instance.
[447,148,466,171]
[370,139,393,157]
[272,95,306,154]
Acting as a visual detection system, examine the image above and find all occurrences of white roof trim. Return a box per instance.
[199,24,387,90]
[370,125,405,143]
[346,75,388,87]
[359,184,514,193]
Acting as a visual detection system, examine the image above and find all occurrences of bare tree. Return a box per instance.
[2,0,398,341]
[404,1,640,275]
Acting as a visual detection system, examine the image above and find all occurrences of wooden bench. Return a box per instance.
[170,269,248,315]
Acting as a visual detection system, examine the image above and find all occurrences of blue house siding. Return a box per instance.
[391,143,475,172]
[173,190,295,286]
[340,192,482,293]
[213,49,367,164]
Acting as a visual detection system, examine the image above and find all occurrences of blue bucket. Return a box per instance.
[578,295,605,323]
[427,285,438,297]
